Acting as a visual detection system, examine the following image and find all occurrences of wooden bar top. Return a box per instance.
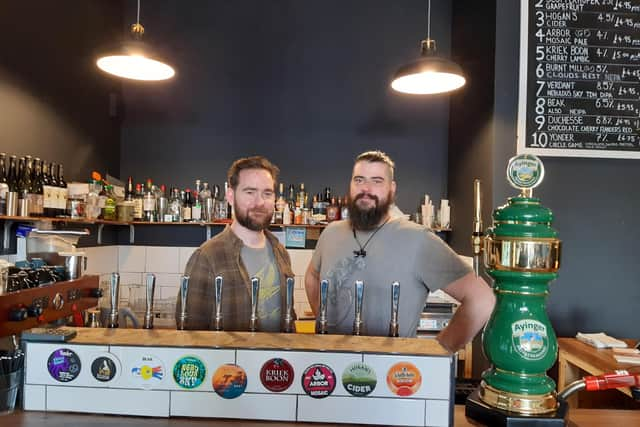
[50,327,451,357]
[6,406,640,426]
[558,337,639,373]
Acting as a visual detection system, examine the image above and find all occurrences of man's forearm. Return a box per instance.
[304,265,320,317]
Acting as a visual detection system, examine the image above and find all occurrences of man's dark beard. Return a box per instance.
[348,192,393,231]
[234,201,272,231]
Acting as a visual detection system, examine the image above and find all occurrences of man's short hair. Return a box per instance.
[355,150,395,180]
[227,156,280,190]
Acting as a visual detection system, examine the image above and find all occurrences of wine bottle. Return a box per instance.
[0,153,7,215]
[182,188,193,222]
[143,179,156,222]
[125,176,135,201]
[57,164,67,217]
[133,183,144,220]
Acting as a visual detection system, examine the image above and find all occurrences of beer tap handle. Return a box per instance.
[108,272,120,328]
[249,277,260,332]
[214,275,223,331]
[472,179,484,277]
[389,281,400,337]
[177,275,190,330]
[283,277,295,333]
[352,280,364,336]
[143,273,156,329]
[317,279,329,334]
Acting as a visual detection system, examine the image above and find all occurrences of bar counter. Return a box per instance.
[6,405,640,426]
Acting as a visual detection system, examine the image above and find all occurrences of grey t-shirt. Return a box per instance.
[311,217,471,337]
[241,241,281,332]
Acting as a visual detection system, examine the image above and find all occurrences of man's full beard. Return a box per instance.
[347,191,393,231]
[234,201,273,231]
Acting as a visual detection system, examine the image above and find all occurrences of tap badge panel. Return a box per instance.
[131,354,165,385]
[301,363,336,398]
[342,362,377,397]
[173,356,206,389]
[506,154,545,190]
[212,364,247,399]
[91,354,119,382]
[260,358,294,392]
[386,361,421,397]
[48,348,81,383]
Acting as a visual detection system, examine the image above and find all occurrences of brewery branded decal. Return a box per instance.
[512,319,549,361]
[506,154,544,190]
[341,361,377,397]
[260,358,294,392]
[386,361,422,397]
[131,354,165,383]
[301,363,336,398]
[173,356,206,389]
[90,354,119,382]
[212,364,248,399]
[47,348,81,382]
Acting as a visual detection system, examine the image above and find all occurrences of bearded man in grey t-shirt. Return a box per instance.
[305,150,495,352]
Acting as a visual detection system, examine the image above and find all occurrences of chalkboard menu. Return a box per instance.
[517,0,640,159]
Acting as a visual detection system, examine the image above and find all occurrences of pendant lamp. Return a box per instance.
[96,0,175,81]
[391,0,465,95]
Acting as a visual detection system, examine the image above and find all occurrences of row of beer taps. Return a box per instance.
[104,272,401,336]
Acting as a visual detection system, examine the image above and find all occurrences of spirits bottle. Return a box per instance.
[143,179,156,222]
[133,184,144,220]
[168,187,183,222]
[182,189,193,221]
[327,197,340,222]
[57,164,68,217]
[0,153,7,215]
[102,185,117,221]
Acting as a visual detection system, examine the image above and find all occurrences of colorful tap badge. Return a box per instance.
[342,362,377,397]
[131,354,165,384]
[173,356,206,389]
[91,354,119,382]
[512,319,549,361]
[212,364,247,399]
[301,364,336,398]
[47,348,81,382]
[386,362,421,397]
[260,358,294,392]
[506,154,545,191]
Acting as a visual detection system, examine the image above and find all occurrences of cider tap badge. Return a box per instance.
[260,358,294,392]
[301,363,336,398]
[342,362,377,397]
[173,356,206,389]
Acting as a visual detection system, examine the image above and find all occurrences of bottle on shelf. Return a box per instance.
[143,179,156,222]
[29,157,44,216]
[157,184,169,222]
[57,164,68,217]
[125,176,135,201]
[168,187,182,222]
[200,182,213,221]
[340,196,350,220]
[297,183,306,208]
[41,161,52,217]
[102,185,117,221]
[18,156,33,216]
[0,153,8,215]
[85,179,101,220]
[192,190,202,221]
[133,183,144,220]
[49,162,59,217]
[327,197,340,222]
[182,188,193,222]
[274,183,286,224]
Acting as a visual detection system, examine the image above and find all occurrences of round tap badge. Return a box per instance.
[386,361,422,397]
[48,348,81,382]
[173,356,206,389]
[260,358,294,392]
[131,354,165,385]
[342,362,377,397]
[212,364,247,399]
[506,154,545,191]
[90,354,119,382]
[301,364,336,399]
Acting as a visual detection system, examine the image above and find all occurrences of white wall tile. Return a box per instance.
[84,245,118,274]
[118,246,146,273]
[146,246,179,274]
[178,247,197,274]
[287,249,313,276]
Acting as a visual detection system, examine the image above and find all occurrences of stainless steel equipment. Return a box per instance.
[318,279,329,334]
[352,280,364,336]
[107,273,120,328]
[26,229,90,267]
[214,275,223,331]
[143,273,156,329]
[177,275,189,330]
[249,277,260,332]
[283,277,295,333]
[389,281,400,337]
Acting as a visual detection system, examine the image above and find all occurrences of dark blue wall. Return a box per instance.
[120,0,454,213]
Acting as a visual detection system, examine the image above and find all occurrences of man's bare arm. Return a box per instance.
[436,272,495,352]
[304,263,321,317]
